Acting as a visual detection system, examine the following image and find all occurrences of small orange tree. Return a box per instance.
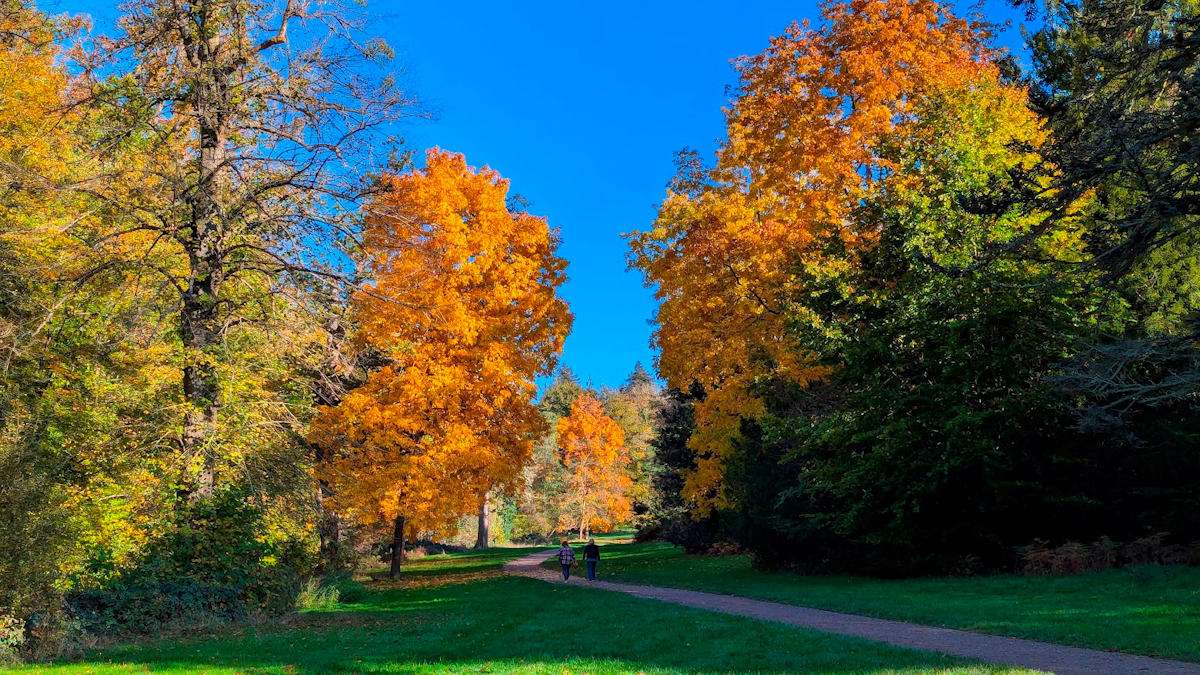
[312,149,571,576]
[556,393,632,539]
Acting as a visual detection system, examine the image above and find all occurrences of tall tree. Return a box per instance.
[312,149,571,577]
[629,0,993,514]
[1024,0,1200,274]
[70,0,413,499]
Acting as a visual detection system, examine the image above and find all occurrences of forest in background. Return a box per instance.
[0,0,650,659]
[634,0,1200,576]
[2,0,1198,665]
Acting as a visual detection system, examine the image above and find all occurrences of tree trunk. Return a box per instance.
[180,281,221,498]
[179,11,229,502]
[474,495,490,550]
[389,514,406,579]
[316,478,343,572]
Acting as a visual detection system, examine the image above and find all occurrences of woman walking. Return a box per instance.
[583,537,600,581]
[556,540,576,580]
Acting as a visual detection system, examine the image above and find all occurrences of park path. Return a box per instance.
[504,550,1200,675]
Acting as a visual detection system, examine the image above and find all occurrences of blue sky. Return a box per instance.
[53,0,1032,389]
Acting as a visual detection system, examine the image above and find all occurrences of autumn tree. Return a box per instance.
[629,0,1164,573]
[504,368,582,540]
[601,363,662,520]
[556,393,633,539]
[629,0,992,514]
[65,0,414,500]
[312,149,571,577]
[0,0,84,635]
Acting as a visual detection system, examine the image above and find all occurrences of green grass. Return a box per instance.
[14,548,1033,674]
[559,540,1200,662]
[392,546,536,579]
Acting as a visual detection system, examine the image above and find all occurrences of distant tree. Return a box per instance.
[539,368,584,418]
[556,393,632,538]
[602,363,663,520]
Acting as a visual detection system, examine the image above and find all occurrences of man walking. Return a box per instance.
[583,537,600,581]
[556,540,575,580]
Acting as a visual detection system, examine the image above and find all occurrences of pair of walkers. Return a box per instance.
[556,538,600,581]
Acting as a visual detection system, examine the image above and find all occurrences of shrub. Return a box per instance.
[1019,534,1200,575]
[323,575,367,604]
[633,521,662,543]
[295,578,340,612]
[704,541,743,556]
[0,613,22,665]
[67,580,248,636]
[65,489,310,637]
[295,574,367,610]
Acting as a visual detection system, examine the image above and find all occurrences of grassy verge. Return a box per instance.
[14,547,1032,674]
[554,540,1200,662]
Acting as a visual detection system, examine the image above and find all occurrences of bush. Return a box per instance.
[0,613,22,665]
[704,541,743,556]
[1019,534,1200,575]
[633,521,662,543]
[295,578,340,612]
[65,489,311,637]
[308,573,366,605]
[324,576,367,604]
[68,580,248,636]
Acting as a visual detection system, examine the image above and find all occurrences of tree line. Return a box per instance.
[0,0,644,660]
[632,0,1200,575]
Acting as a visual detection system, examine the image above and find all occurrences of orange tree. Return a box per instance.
[311,149,571,576]
[556,393,633,539]
[629,0,1007,516]
[632,0,1126,572]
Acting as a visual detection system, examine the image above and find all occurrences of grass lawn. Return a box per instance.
[557,540,1200,662]
[12,547,1033,674]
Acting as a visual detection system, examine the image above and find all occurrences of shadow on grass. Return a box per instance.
[32,576,1017,674]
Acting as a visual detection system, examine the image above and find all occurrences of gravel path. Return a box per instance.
[504,550,1200,675]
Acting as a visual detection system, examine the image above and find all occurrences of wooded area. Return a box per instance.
[1,0,1197,666]
[633,0,1200,576]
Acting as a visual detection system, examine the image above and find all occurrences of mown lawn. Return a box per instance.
[560,540,1200,662]
[13,547,1032,674]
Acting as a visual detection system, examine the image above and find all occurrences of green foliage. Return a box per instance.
[67,581,249,637]
[1026,0,1200,273]
[294,579,340,612]
[65,490,309,636]
[537,367,583,419]
[643,385,725,551]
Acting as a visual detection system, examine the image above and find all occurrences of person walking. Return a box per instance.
[583,537,600,581]
[556,540,576,580]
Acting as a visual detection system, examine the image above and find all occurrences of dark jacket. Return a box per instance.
[584,543,600,561]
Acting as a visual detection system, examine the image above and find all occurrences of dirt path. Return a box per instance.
[504,550,1200,675]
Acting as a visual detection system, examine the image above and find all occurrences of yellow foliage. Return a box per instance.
[556,393,633,536]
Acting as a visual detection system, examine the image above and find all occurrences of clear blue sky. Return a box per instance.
[54,0,1031,389]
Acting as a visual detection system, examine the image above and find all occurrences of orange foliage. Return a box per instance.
[629,0,1004,513]
[556,393,633,537]
[312,148,572,537]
